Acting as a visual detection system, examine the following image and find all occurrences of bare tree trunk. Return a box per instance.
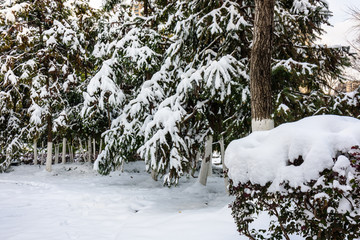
[120,161,124,172]
[79,139,84,161]
[46,142,52,172]
[250,0,275,132]
[93,138,96,160]
[220,136,229,192]
[68,143,73,162]
[0,149,11,173]
[73,141,75,162]
[199,135,213,186]
[62,138,66,164]
[45,114,53,172]
[42,141,45,164]
[88,137,92,162]
[191,151,201,177]
[55,143,59,164]
[99,138,103,153]
[151,169,157,181]
[71,143,74,162]
[144,0,149,16]
[207,151,213,177]
[33,139,38,165]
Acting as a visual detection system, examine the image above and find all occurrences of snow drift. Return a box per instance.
[225,115,360,191]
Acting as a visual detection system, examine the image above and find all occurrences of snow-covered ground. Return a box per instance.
[2,116,359,240]
[0,162,240,240]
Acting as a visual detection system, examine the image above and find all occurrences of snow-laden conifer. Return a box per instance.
[95,0,350,185]
[0,0,98,169]
[84,1,163,173]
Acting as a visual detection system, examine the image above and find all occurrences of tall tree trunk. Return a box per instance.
[45,115,53,172]
[191,151,201,178]
[99,138,103,154]
[93,138,96,160]
[250,0,275,132]
[62,138,66,164]
[68,143,73,162]
[42,141,45,164]
[0,149,11,173]
[79,139,84,161]
[71,145,74,162]
[199,135,213,186]
[46,142,52,172]
[144,0,149,16]
[151,169,157,181]
[88,137,92,162]
[220,136,229,192]
[207,151,213,177]
[55,143,59,164]
[33,139,38,165]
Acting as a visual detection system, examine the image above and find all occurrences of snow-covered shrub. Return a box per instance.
[226,115,360,239]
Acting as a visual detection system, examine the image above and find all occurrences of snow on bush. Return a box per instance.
[225,115,360,239]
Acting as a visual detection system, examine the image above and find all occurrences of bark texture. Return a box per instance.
[250,0,275,131]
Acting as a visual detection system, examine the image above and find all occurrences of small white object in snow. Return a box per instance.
[225,115,360,191]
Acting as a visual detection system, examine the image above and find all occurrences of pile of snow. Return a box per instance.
[225,115,360,191]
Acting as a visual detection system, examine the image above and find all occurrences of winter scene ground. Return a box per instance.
[0,162,240,240]
[1,115,360,240]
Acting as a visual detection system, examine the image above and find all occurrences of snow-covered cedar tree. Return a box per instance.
[0,0,97,169]
[94,0,350,185]
[62,0,101,155]
[94,0,251,185]
[87,1,163,173]
[272,0,351,124]
[226,115,360,239]
[0,75,28,171]
[80,7,128,140]
[0,0,34,170]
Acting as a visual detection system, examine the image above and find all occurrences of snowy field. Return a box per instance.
[0,162,240,240]
[2,115,359,240]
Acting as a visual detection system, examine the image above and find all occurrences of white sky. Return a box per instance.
[89,0,360,46]
[320,0,360,46]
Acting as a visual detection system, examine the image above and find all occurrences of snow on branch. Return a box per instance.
[273,58,317,75]
[291,0,329,16]
[82,59,124,116]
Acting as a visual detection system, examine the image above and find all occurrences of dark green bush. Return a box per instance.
[229,146,360,240]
